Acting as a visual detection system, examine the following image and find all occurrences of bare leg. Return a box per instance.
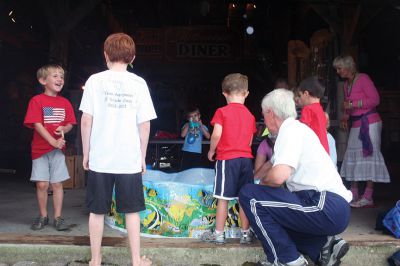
[350,181,359,201]
[51,182,63,218]
[125,213,152,266]
[215,199,228,232]
[36,181,49,217]
[89,213,104,266]
[362,181,375,201]
[239,204,250,230]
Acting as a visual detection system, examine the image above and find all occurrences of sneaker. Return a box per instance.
[331,237,349,265]
[31,216,49,230]
[200,230,225,244]
[349,198,374,208]
[256,259,274,266]
[54,216,69,231]
[318,236,349,266]
[257,255,308,266]
[284,255,308,266]
[240,230,253,244]
[349,198,358,205]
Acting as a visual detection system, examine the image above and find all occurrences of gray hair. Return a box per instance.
[332,55,357,73]
[261,89,297,120]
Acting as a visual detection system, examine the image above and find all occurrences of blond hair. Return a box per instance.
[36,64,64,81]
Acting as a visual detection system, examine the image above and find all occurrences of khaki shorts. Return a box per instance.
[31,149,70,183]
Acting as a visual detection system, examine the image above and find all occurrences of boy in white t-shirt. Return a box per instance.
[80,33,156,266]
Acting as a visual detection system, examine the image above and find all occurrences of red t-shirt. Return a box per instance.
[24,93,77,159]
[299,103,329,154]
[211,103,256,160]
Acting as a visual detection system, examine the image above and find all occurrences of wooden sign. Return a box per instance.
[133,27,244,62]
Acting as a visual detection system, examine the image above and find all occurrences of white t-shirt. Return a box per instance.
[80,70,157,174]
[272,118,352,202]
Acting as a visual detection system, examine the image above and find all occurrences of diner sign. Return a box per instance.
[134,27,243,62]
[176,42,231,59]
[134,28,164,59]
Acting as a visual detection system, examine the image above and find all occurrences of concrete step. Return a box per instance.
[0,241,399,266]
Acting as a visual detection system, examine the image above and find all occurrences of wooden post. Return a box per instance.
[63,155,85,189]
[288,40,310,87]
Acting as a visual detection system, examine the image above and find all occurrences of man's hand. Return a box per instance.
[261,164,293,187]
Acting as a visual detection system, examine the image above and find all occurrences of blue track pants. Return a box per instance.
[239,184,350,264]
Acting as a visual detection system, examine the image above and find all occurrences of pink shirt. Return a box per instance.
[343,73,381,128]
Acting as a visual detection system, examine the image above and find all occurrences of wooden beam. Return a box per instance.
[0,234,121,247]
[307,2,342,34]
[351,0,396,44]
[0,233,261,248]
[343,3,361,46]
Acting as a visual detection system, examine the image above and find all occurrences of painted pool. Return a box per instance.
[105,168,241,238]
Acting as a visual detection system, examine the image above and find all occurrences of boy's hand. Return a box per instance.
[82,156,89,170]
[54,126,65,137]
[208,150,215,161]
[141,159,147,175]
[52,137,66,149]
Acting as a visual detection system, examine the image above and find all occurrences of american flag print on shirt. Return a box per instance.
[43,107,66,124]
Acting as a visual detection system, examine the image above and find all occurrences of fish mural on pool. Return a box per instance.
[147,188,158,197]
[198,190,217,208]
[227,202,240,228]
[142,203,162,230]
[106,169,242,238]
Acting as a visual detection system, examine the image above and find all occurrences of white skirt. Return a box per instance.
[340,121,390,183]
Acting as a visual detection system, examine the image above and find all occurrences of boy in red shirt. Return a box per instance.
[297,76,329,154]
[201,73,256,244]
[24,64,76,231]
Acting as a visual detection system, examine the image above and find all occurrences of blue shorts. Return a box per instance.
[213,157,253,200]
